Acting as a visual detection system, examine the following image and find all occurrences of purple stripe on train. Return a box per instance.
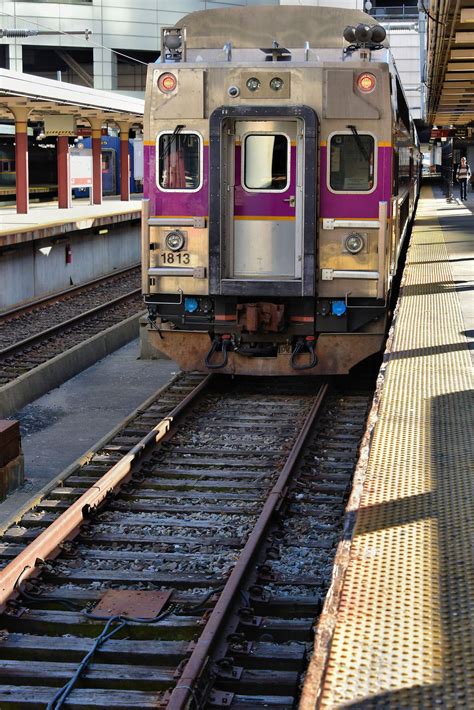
[144,144,208,216]
[144,144,392,221]
[320,146,393,219]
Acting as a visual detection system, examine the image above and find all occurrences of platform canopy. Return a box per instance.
[427,1,474,126]
[0,69,144,126]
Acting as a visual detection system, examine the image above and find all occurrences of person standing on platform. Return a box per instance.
[456,156,471,201]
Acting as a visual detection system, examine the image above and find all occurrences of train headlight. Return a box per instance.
[165,230,185,251]
[158,72,177,93]
[357,72,376,93]
[344,232,365,254]
[246,77,260,92]
[270,77,284,91]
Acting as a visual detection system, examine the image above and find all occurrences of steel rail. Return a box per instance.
[0,371,187,537]
[0,263,141,321]
[0,287,142,358]
[167,380,330,710]
[0,374,212,612]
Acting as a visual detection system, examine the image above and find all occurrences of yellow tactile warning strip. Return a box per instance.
[305,186,473,709]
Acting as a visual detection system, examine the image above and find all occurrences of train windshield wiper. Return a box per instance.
[347,124,370,163]
[162,124,185,161]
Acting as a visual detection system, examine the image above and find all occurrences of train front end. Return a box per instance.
[142,7,403,375]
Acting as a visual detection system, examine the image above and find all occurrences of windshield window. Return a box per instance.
[329,134,375,191]
[158,132,201,190]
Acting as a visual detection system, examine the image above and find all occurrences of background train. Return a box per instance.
[142,5,421,376]
[0,133,144,201]
[72,135,144,197]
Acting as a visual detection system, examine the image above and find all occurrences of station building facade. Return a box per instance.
[0,0,368,97]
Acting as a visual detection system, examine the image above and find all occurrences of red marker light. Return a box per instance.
[357,72,376,93]
[158,73,177,93]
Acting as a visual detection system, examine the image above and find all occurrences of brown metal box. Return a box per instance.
[0,420,21,467]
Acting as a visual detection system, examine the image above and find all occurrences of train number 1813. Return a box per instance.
[159,252,191,265]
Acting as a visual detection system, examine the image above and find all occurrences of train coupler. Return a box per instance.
[204,334,232,369]
[290,335,318,371]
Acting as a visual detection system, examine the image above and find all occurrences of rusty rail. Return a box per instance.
[0,288,141,358]
[167,380,329,710]
[0,374,212,612]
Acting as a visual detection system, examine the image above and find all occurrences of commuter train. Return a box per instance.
[72,135,144,197]
[0,139,56,195]
[142,5,421,375]
[0,134,143,200]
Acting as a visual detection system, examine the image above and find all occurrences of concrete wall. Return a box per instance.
[0,223,140,309]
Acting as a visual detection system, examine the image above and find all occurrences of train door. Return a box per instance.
[209,106,317,298]
[102,149,116,195]
[226,119,302,280]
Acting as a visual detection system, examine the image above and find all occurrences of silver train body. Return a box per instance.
[142,6,420,375]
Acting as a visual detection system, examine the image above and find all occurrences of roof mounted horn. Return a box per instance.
[343,23,386,56]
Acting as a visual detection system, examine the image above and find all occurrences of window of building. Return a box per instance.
[116,50,159,92]
[22,47,93,86]
[329,133,375,192]
[157,132,201,191]
[243,134,289,191]
[0,46,7,70]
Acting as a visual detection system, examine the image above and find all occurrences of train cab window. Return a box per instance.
[158,132,201,191]
[243,134,289,191]
[329,134,375,192]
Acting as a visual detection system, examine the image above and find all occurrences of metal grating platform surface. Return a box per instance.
[302,186,473,709]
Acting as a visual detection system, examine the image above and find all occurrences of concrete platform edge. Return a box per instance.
[299,255,406,710]
[0,311,144,419]
[0,371,182,534]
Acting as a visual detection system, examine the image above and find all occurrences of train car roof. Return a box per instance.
[177,6,387,50]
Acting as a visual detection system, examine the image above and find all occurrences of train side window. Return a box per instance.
[329,134,375,192]
[157,132,201,191]
[243,134,289,191]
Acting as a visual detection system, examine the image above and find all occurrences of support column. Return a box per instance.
[11,107,29,215]
[93,47,117,91]
[90,119,103,205]
[57,136,71,209]
[8,44,23,73]
[118,123,130,202]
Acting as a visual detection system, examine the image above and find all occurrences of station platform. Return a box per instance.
[302,184,473,708]
[0,196,142,247]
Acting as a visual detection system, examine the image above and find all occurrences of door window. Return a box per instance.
[243,134,289,191]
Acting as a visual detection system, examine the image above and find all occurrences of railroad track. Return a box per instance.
[0,373,371,709]
[0,265,143,386]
